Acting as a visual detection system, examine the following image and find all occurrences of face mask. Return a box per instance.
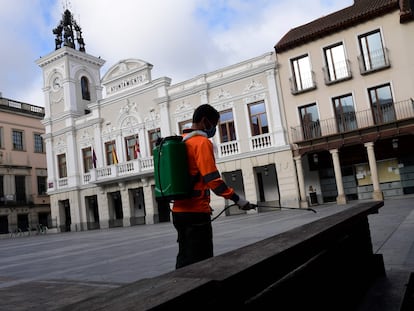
[203,118,217,138]
[204,126,217,138]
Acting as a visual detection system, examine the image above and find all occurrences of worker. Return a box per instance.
[172,104,254,269]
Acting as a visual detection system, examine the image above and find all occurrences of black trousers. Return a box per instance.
[172,212,213,269]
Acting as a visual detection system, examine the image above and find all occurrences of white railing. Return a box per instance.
[219,140,240,157]
[82,157,154,184]
[97,167,113,178]
[140,157,154,170]
[83,173,91,184]
[118,161,136,175]
[58,178,68,188]
[250,133,273,151]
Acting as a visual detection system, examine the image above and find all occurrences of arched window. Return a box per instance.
[81,76,91,100]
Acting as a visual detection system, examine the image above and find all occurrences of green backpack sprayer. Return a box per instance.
[153,136,192,201]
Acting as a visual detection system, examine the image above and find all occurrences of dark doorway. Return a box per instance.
[38,212,49,227]
[257,172,265,202]
[109,191,123,228]
[0,216,8,234]
[131,188,146,225]
[113,192,123,219]
[17,214,29,231]
[61,199,71,232]
[86,195,100,230]
[15,176,26,204]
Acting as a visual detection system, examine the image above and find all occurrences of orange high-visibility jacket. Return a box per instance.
[172,130,239,213]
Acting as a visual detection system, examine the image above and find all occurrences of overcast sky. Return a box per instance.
[0,0,353,107]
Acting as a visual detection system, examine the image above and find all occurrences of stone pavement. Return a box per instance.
[0,196,413,310]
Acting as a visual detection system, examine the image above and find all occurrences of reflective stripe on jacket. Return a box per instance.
[172,130,238,213]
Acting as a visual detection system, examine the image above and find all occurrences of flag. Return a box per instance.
[92,148,97,168]
[134,140,140,159]
[112,147,118,164]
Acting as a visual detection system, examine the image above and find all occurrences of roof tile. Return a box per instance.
[275,0,406,53]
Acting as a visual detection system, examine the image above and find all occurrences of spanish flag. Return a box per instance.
[112,147,118,164]
[92,148,97,168]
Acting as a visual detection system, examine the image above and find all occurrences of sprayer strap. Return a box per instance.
[182,130,207,142]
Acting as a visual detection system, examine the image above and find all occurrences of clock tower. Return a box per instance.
[36,8,105,225]
[37,8,105,119]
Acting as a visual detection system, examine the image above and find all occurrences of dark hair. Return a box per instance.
[192,104,220,123]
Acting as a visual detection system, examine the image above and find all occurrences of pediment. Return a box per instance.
[102,59,153,83]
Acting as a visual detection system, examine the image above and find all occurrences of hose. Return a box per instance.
[190,203,316,226]
[211,203,316,223]
[252,204,317,214]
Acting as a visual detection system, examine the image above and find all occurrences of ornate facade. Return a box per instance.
[37,10,295,232]
[38,1,414,233]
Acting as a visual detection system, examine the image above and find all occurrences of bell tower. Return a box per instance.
[36,7,105,198]
[37,8,105,119]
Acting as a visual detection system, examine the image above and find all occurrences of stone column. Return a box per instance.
[43,135,56,190]
[158,102,171,137]
[364,142,384,201]
[119,182,132,227]
[330,149,347,205]
[294,156,308,207]
[266,69,286,146]
[97,187,110,229]
[143,180,156,224]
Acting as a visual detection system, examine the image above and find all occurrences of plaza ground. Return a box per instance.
[0,196,413,310]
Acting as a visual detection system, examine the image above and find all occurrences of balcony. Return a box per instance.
[218,140,240,157]
[53,132,278,189]
[323,59,352,85]
[289,71,317,95]
[358,47,390,75]
[250,133,273,151]
[291,99,414,143]
[81,157,154,186]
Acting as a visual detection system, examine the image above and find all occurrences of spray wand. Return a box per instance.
[211,203,316,222]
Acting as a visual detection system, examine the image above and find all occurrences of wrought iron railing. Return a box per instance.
[322,59,352,85]
[291,99,414,143]
[358,47,390,74]
[289,71,316,94]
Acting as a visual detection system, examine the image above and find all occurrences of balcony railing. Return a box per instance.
[0,97,45,116]
[291,99,414,143]
[58,177,68,187]
[58,133,277,188]
[250,133,273,150]
[322,59,352,85]
[219,140,240,157]
[289,71,316,95]
[80,157,154,185]
[358,47,390,75]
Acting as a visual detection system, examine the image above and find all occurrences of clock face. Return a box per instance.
[52,77,61,90]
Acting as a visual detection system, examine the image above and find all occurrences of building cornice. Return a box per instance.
[36,46,105,68]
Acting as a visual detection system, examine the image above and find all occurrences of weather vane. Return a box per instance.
[62,0,72,11]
